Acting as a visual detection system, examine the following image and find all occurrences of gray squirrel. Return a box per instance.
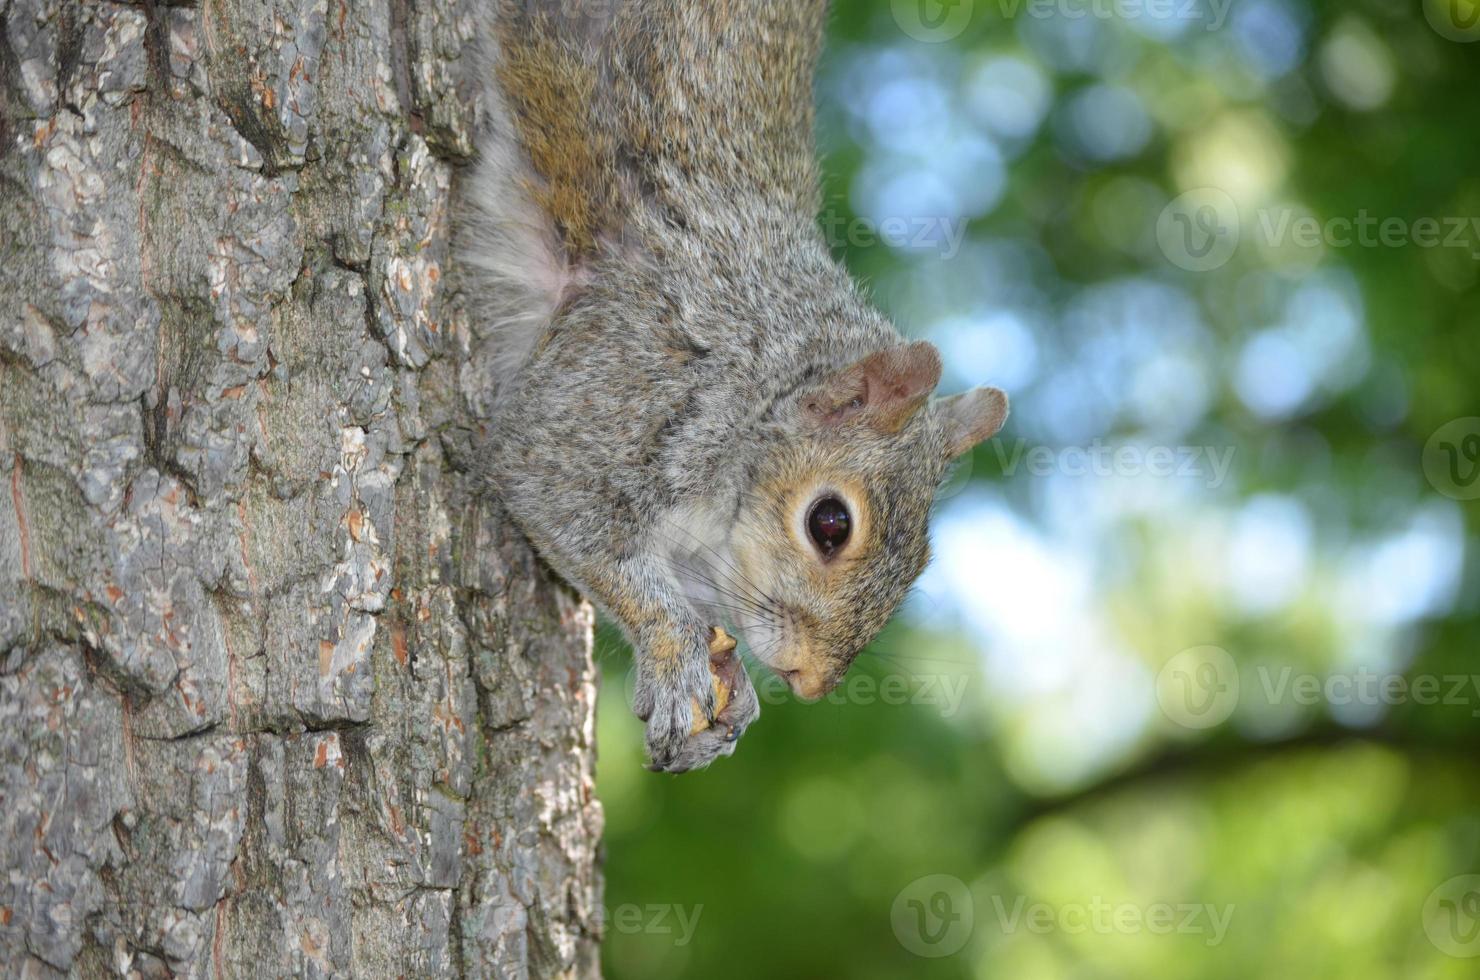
[462,0,1009,772]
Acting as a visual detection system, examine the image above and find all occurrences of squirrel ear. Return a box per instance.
[804,341,942,434]
[938,387,1010,459]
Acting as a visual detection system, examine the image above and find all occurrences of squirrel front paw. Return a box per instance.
[634,627,760,773]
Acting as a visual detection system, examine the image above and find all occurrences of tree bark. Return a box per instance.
[0,2,603,977]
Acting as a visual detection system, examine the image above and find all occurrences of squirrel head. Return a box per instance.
[682,341,1008,700]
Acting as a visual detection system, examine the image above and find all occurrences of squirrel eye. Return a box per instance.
[806,496,851,558]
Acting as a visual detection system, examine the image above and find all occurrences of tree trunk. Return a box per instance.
[0,2,603,977]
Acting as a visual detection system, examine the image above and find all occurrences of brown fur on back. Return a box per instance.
[493,0,828,257]
[493,10,621,254]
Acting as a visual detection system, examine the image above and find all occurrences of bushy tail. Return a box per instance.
[460,2,613,392]
[460,0,829,392]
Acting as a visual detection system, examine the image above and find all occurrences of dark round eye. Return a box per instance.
[806,496,851,558]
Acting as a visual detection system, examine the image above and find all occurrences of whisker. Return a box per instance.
[654,538,763,599]
[645,521,804,673]
[663,557,773,619]
[656,521,784,610]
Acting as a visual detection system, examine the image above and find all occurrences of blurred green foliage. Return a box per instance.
[599,1,1480,976]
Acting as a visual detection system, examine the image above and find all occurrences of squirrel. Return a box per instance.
[462,0,1009,772]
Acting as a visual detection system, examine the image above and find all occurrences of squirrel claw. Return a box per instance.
[642,626,759,773]
[689,627,741,735]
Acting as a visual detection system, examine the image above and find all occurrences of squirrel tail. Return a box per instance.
[462,1,830,391]
[461,2,610,393]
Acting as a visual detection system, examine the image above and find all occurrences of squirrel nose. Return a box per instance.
[780,667,832,702]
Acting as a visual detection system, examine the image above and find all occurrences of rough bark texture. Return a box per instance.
[0,1,604,977]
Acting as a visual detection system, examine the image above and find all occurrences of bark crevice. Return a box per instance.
[0,2,604,977]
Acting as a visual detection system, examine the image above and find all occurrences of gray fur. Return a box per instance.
[463,0,1008,771]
